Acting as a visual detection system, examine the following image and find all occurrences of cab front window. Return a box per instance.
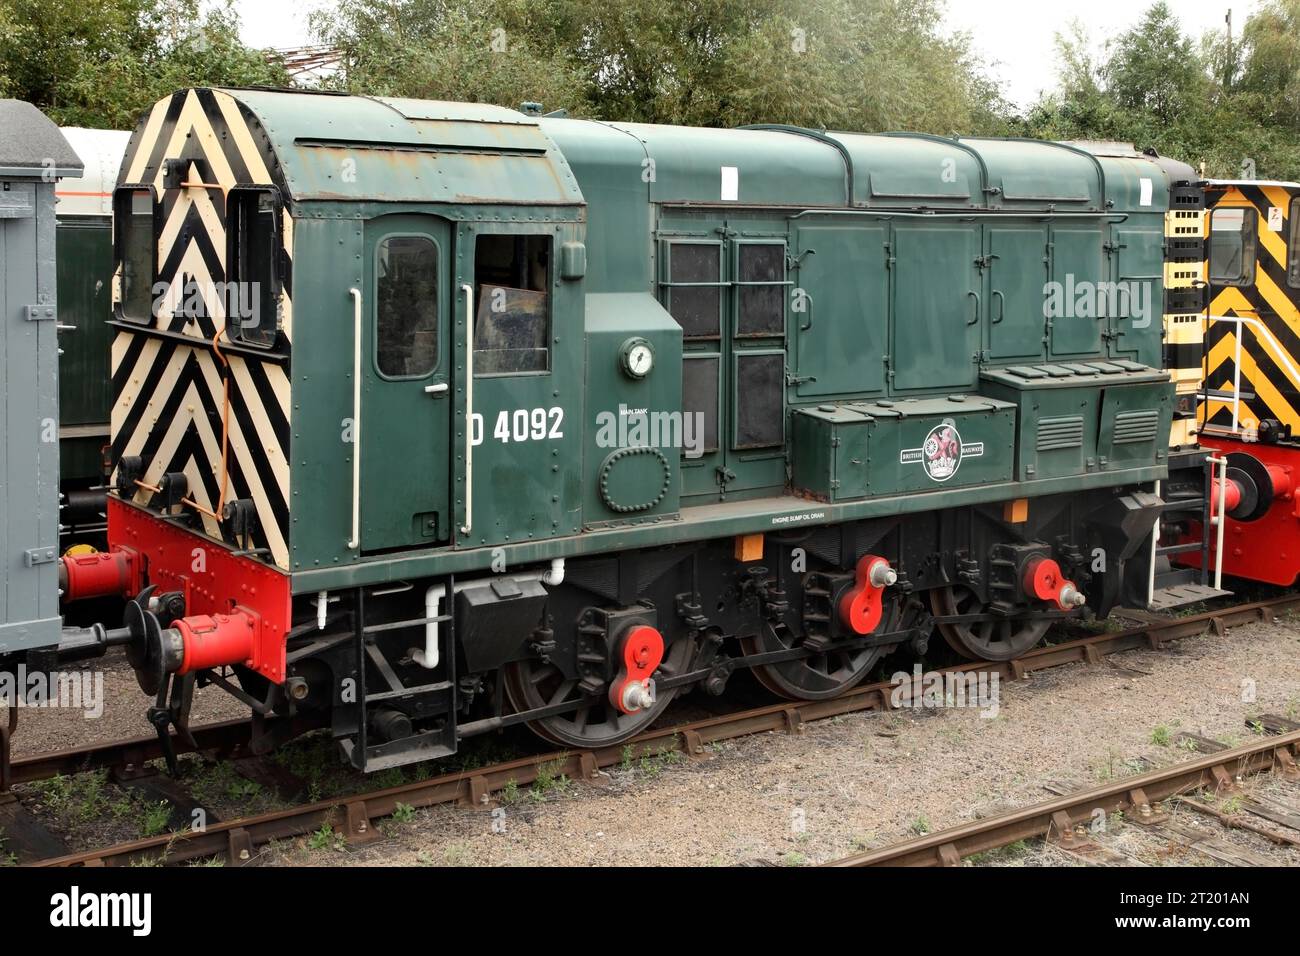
[226,188,281,347]
[1208,207,1257,288]
[114,187,155,322]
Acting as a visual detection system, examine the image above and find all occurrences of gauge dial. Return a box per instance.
[620,337,655,378]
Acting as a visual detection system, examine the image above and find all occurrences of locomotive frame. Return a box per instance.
[42,88,1193,770]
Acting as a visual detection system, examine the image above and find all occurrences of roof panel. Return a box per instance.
[0,100,83,178]
[216,89,581,205]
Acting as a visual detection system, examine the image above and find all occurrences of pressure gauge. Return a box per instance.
[620,337,655,379]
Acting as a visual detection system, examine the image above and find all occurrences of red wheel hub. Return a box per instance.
[1022,557,1083,612]
[838,554,894,635]
[609,624,665,715]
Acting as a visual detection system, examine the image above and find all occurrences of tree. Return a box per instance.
[307,0,586,109]
[1021,0,1300,181]
[310,0,1010,135]
[1102,1,1205,125]
[0,0,289,128]
[1236,0,1300,130]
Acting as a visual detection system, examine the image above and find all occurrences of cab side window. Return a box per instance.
[473,235,550,375]
[114,187,155,322]
[226,188,281,347]
[377,236,439,378]
[1208,207,1257,287]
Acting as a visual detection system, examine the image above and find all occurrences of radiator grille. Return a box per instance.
[1037,416,1084,451]
[1113,409,1160,444]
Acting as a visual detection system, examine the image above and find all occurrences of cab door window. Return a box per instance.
[376,235,439,378]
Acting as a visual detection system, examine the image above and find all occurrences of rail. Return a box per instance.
[16,593,1294,867]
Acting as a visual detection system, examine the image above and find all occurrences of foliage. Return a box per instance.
[0,0,288,128]
[309,0,1012,135]
[2,0,1298,182]
[1021,0,1300,180]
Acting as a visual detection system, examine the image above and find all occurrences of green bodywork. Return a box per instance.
[791,396,1017,501]
[56,217,114,484]
[981,363,1172,482]
[117,90,1178,594]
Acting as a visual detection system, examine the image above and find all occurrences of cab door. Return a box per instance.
[360,215,452,550]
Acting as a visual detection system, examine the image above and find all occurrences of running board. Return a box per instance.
[1145,583,1233,612]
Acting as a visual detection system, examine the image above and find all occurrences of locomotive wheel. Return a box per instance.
[502,638,693,748]
[929,585,1051,661]
[741,618,890,701]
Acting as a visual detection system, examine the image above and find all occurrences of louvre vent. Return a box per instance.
[1113,409,1160,444]
[1037,416,1084,451]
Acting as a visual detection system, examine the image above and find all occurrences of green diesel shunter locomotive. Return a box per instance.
[58,88,1182,770]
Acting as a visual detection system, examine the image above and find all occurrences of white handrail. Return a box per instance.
[347,287,362,549]
[1207,455,1229,592]
[1205,314,1300,435]
[1147,479,1161,608]
[460,282,474,537]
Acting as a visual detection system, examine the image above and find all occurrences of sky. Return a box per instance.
[230,0,1261,110]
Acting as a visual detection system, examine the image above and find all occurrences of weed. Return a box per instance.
[530,758,573,801]
[140,801,172,837]
[443,842,467,865]
[308,824,344,852]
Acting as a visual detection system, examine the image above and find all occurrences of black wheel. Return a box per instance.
[502,638,693,748]
[929,585,1050,661]
[741,614,894,701]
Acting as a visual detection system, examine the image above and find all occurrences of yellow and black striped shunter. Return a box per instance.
[1188,180,1300,585]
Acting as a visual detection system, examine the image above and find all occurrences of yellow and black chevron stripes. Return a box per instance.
[111,89,294,569]
[1201,183,1300,436]
[1164,193,1207,446]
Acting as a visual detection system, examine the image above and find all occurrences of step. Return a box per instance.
[1146,583,1233,612]
[1156,542,1204,556]
[1152,567,1198,590]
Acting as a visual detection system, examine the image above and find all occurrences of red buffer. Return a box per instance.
[106,497,292,682]
[1192,436,1300,586]
[59,549,141,602]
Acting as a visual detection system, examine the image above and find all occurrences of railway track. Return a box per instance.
[825,717,1300,867]
[4,593,1298,866]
